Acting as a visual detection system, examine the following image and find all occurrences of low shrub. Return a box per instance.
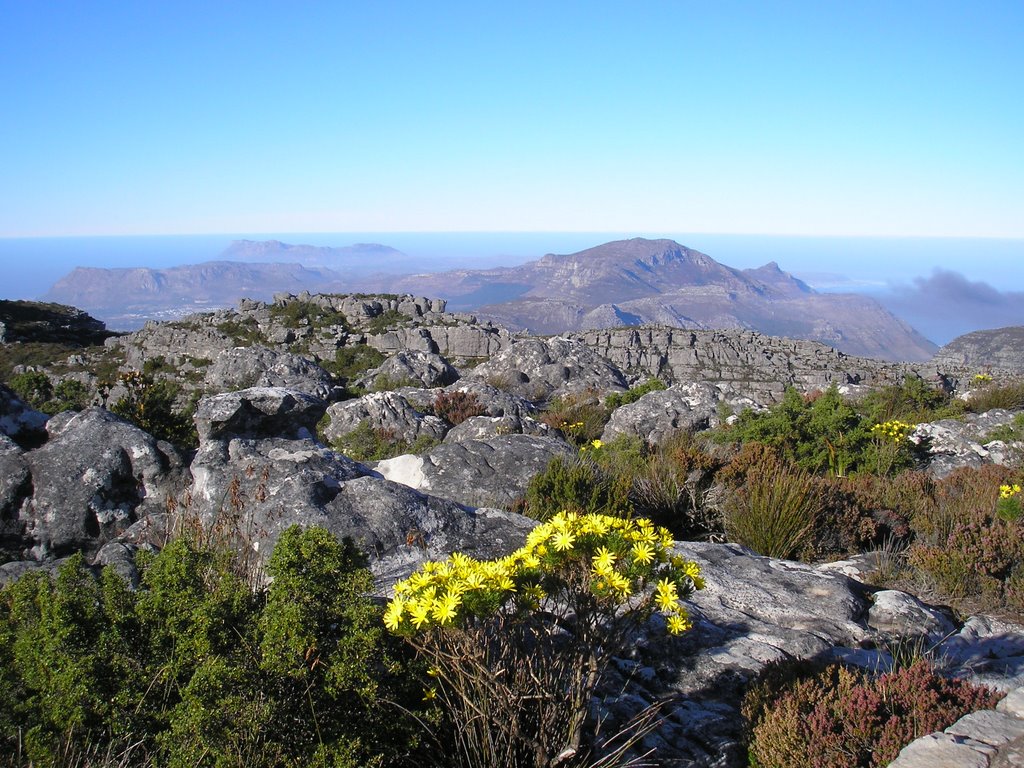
[110,371,198,448]
[603,378,667,410]
[9,370,90,415]
[385,512,704,768]
[269,301,350,331]
[366,309,408,334]
[331,420,438,462]
[966,380,1024,413]
[432,390,486,426]
[0,526,428,768]
[744,659,1001,768]
[540,390,610,447]
[521,455,633,522]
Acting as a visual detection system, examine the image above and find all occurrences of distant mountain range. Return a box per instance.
[43,237,937,361]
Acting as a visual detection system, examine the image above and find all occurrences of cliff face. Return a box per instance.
[932,326,1024,373]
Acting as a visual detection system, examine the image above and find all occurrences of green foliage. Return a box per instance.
[215,317,266,346]
[386,513,703,767]
[322,345,385,388]
[0,527,427,768]
[966,380,1024,412]
[722,449,822,559]
[603,378,666,410]
[331,420,439,462]
[0,343,81,382]
[859,377,960,424]
[521,455,633,522]
[366,309,408,334]
[986,412,1024,443]
[269,301,350,331]
[8,371,90,414]
[540,390,611,447]
[110,371,198,448]
[743,660,1001,768]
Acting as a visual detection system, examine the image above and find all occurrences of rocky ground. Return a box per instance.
[2,293,1023,767]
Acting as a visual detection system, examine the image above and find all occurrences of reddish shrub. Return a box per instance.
[433,390,487,426]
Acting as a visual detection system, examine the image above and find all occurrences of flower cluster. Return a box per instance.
[870,419,914,444]
[579,438,603,453]
[974,373,993,383]
[999,483,1022,499]
[384,512,703,636]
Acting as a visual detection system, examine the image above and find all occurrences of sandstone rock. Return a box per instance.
[601,382,721,443]
[203,345,335,399]
[0,434,30,547]
[946,709,1024,746]
[443,414,552,442]
[867,589,958,643]
[374,434,576,509]
[887,733,993,768]
[187,433,535,588]
[909,410,1022,478]
[321,391,448,447]
[23,407,188,558]
[466,336,628,402]
[355,350,459,390]
[0,384,48,445]
[195,387,327,442]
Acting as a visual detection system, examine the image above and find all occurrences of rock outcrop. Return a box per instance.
[355,350,460,389]
[321,391,448,447]
[932,326,1024,374]
[910,409,1022,478]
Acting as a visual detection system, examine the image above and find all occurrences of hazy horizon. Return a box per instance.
[3,231,1022,347]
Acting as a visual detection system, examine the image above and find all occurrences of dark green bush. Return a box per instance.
[110,371,198,448]
[539,390,611,447]
[603,378,667,410]
[331,420,438,462]
[323,345,385,389]
[269,301,350,331]
[0,527,427,768]
[366,309,408,334]
[8,372,90,414]
[520,454,633,522]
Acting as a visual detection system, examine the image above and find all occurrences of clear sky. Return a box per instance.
[2,1,1022,238]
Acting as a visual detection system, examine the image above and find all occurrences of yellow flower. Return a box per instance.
[551,530,577,552]
[655,578,678,612]
[592,546,617,574]
[432,593,461,625]
[631,541,655,566]
[423,687,437,701]
[666,613,691,635]
[409,600,431,629]
[384,598,406,631]
[590,439,603,449]
[1000,484,1022,499]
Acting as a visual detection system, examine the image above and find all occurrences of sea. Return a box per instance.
[2,232,1023,345]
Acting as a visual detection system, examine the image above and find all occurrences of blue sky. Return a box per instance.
[2,1,1022,238]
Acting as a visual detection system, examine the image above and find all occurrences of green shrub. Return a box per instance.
[110,371,198,448]
[8,372,90,414]
[722,450,821,559]
[331,420,438,462]
[323,345,385,388]
[0,527,427,768]
[966,380,1024,413]
[744,660,1001,768]
[269,301,350,331]
[366,309,408,334]
[521,455,632,522]
[540,390,611,447]
[603,378,667,410]
[985,412,1024,443]
[215,317,266,346]
[860,377,961,424]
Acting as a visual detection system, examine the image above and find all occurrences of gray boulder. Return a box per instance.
[374,434,576,509]
[204,345,336,399]
[466,337,628,402]
[443,414,552,442]
[355,350,459,390]
[321,391,448,447]
[910,409,1022,478]
[0,384,48,445]
[0,434,31,548]
[195,387,327,442]
[22,407,188,557]
[601,382,721,443]
[187,434,534,588]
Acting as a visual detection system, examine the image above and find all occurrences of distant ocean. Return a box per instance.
[2,232,1023,346]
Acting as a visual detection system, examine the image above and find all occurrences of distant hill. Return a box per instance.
[221,240,412,271]
[931,326,1024,373]
[43,261,347,329]
[374,238,937,361]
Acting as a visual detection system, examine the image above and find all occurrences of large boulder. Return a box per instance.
[910,409,1021,478]
[466,337,628,402]
[321,391,448,447]
[0,384,48,446]
[195,387,327,442]
[601,382,722,443]
[203,345,336,399]
[355,350,459,390]
[443,414,552,442]
[0,434,31,550]
[21,407,188,558]
[188,434,535,588]
[374,434,576,509]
